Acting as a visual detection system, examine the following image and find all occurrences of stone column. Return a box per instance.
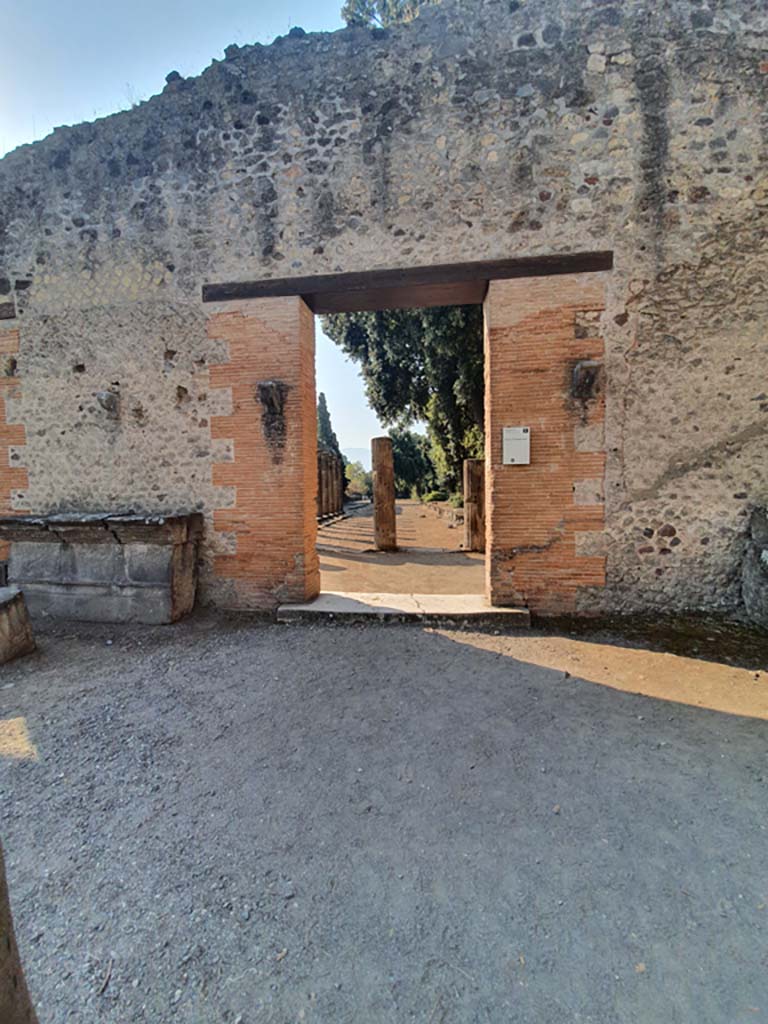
[318,453,328,518]
[325,454,334,516]
[0,842,38,1024]
[316,452,323,519]
[372,436,397,551]
[333,457,343,514]
[338,458,346,513]
[463,458,485,552]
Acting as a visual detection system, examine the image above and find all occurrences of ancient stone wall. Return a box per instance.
[0,0,766,613]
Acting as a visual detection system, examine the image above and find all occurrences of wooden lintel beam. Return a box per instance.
[201,251,614,313]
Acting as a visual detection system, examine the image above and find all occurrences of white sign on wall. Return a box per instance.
[502,426,530,465]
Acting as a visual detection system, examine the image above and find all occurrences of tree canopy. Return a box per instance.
[389,427,437,497]
[329,0,485,493]
[321,305,484,489]
[341,0,428,27]
[345,460,373,497]
[317,392,341,457]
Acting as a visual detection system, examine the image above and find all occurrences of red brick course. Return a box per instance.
[0,329,28,562]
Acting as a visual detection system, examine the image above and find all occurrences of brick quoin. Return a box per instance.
[484,273,608,615]
[206,298,319,609]
[0,329,28,563]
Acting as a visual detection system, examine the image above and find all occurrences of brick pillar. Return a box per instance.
[0,329,29,563]
[484,274,608,614]
[207,298,319,608]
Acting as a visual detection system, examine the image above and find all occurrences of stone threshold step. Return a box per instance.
[277,592,530,627]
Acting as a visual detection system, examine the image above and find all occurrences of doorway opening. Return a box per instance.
[202,250,612,616]
[314,302,485,598]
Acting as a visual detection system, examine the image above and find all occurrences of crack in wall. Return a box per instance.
[629,420,766,503]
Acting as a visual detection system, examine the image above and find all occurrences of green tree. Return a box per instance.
[341,0,428,27]
[389,427,436,497]
[321,305,484,489]
[345,460,373,498]
[317,392,341,457]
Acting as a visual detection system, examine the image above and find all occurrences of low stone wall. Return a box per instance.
[0,589,35,664]
[0,513,202,624]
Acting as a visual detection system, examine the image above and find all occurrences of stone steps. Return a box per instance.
[277,592,530,628]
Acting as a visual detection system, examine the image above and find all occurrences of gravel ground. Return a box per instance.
[1,615,767,1024]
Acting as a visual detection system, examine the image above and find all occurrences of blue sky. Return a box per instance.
[0,0,388,455]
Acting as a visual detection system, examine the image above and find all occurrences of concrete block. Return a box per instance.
[0,588,35,664]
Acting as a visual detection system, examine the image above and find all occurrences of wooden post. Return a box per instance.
[463,458,485,552]
[372,436,397,551]
[0,842,38,1024]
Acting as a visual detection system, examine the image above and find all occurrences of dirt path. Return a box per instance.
[1,616,766,1023]
[318,500,484,593]
[319,499,463,553]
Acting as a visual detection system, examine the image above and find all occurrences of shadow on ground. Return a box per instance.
[1,616,767,1023]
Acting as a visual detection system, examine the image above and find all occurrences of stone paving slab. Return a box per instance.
[277,591,530,627]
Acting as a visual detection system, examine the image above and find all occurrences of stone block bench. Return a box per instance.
[0,513,203,625]
[0,588,35,664]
